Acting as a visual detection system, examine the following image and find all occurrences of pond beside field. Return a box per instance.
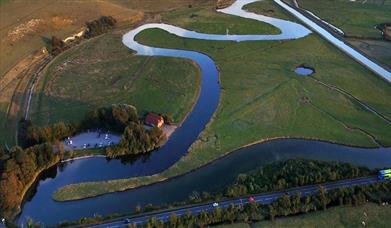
[295,66,315,76]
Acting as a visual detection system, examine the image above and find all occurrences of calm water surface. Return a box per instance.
[295,66,314,75]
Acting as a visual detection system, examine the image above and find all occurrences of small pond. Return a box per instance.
[295,66,315,76]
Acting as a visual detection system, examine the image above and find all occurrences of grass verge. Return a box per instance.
[217,203,391,228]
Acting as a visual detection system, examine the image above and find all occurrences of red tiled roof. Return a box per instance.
[145,113,164,126]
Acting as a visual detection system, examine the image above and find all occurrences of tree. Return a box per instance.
[169,213,177,227]
[51,36,65,54]
[279,194,292,216]
[135,205,141,214]
[268,204,276,221]
[318,186,329,210]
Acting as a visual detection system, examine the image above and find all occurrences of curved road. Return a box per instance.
[88,176,387,228]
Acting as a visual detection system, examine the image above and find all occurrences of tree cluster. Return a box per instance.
[84,16,117,38]
[225,159,371,197]
[51,36,66,55]
[106,123,165,158]
[80,104,165,158]
[0,144,60,218]
[18,119,76,148]
[80,104,138,133]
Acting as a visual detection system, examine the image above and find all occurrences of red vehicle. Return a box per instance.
[248,196,255,203]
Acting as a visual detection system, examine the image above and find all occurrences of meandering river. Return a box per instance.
[17,0,390,225]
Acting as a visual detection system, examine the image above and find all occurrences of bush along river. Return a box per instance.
[16,0,390,225]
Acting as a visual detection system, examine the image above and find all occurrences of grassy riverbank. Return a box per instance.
[217,203,391,228]
[52,0,391,202]
[30,33,201,125]
[62,148,106,161]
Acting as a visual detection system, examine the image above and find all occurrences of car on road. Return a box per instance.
[212,202,219,207]
[124,218,131,224]
[248,196,255,203]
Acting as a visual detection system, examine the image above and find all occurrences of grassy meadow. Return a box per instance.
[216,203,391,228]
[298,0,391,38]
[30,33,200,125]
[53,0,391,201]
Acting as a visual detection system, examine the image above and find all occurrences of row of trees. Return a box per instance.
[84,16,117,38]
[224,159,371,197]
[133,182,391,228]
[58,180,390,228]
[0,144,61,218]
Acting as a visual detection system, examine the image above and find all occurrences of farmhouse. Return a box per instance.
[145,113,164,128]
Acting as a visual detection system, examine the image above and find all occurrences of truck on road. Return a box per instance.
[378,169,391,180]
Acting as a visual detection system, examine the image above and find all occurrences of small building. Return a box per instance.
[145,113,164,128]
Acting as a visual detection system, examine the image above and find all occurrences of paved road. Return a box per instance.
[87,176,384,228]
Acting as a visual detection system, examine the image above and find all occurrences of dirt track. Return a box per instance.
[0,48,49,144]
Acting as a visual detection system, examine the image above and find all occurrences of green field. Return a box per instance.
[244,0,293,20]
[30,33,200,126]
[298,0,391,38]
[216,203,391,228]
[53,0,391,201]
[163,2,280,35]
